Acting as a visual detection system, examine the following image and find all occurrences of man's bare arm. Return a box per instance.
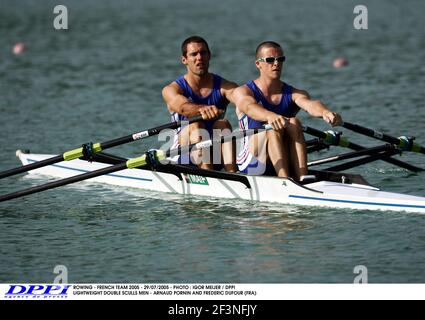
[162,82,220,120]
[292,88,342,126]
[233,85,288,130]
[220,79,238,105]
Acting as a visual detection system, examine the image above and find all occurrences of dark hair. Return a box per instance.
[255,41,282,59]
[181,36,211,57]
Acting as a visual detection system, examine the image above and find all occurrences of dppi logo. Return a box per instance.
[4,285,71,299]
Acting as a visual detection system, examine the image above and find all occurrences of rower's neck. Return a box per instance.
[255,77,283,96]
[185,72,213,90]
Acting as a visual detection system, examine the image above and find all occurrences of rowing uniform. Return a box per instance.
[170,74,229,164]
[237,80,299,175]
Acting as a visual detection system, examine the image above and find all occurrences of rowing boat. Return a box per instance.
[15,150,425,213]
[2,119,425,212]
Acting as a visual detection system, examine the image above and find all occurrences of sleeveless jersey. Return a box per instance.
[170,74,229,134]
[237,80,299,171]
[239,80,299,129]
[169,74,229,163]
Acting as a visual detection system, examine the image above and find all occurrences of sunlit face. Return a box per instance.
[182,42,210,76]
[256,46,284,79]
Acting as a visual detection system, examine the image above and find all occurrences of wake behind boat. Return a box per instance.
[14,150,425,213]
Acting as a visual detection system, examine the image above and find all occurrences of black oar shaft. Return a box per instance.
[343,122,400,145]
[306,138,321,147]
[0,155,64,179]
[304,125,423,172]
[100,115,203,149]
[0,115,203,180]
[346,141,423,172]
[325,149,400,172]
[308,144,396,167]
[307,144,330,153]
[343,121,425,154]
[302,126,327,140]
[0,162,128,202]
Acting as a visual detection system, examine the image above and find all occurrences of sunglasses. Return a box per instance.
[257,56,286,63]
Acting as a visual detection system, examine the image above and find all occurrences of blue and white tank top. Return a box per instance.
[169,74,229,152]
[171,74,228,129]
[238,80,299,130]
[237,80,299,165]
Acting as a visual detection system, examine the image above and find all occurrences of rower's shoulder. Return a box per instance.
[291,86,310,99]
[216,75,238,103]
[219,76,238,90]
[233,83,254,96]
[162,80,183,96]
[232,84,256,107]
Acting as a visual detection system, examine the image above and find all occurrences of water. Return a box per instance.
[1,0,425,283]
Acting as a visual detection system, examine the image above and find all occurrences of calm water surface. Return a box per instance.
[1,0,425,283]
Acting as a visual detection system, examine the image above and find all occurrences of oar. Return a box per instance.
[0,115,203,180]
[0,125,272,202]
[303,126,355,149]
[342,140,423,172]
[325,149,400,172]
[303,126,423,172]
[306,138,331,153]
[342,122,425,154]
[308,144,397,167]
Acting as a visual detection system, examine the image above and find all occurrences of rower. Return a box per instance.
[233,41,343,181]
[162,36,238,172]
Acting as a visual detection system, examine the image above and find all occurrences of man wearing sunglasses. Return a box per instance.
[233,41,342,180]
[162,36,238,172]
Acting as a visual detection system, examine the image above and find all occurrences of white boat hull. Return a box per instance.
[16,151,425,213]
